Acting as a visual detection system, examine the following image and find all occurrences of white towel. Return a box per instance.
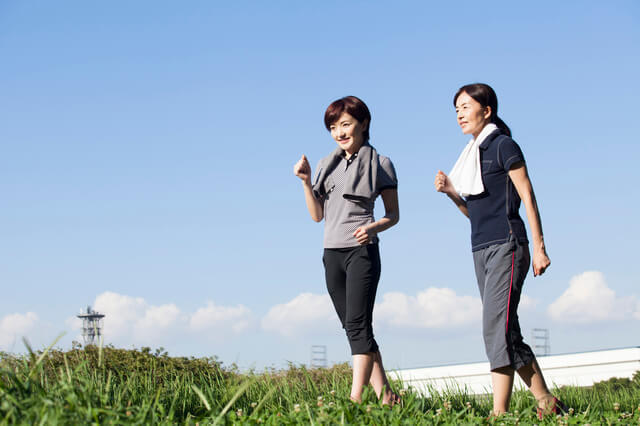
[449,123,498,197]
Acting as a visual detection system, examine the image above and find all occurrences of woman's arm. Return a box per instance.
[293,155,324,222]
[434,170,469,218]
[353,188,399,245]
[508,162,550,276]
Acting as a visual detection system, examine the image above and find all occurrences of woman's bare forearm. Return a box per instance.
[301,181,323,222]
[369,188,399,234]
[369,211,399,234]
[508,164,551,276]
[508,165,544,249]
[447,191,469,218]
[354,188,398,244]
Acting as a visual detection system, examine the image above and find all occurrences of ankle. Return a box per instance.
[535,393,554,408]
[380,390,393,405]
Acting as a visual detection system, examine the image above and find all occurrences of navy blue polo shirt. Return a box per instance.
[466,130,529,251]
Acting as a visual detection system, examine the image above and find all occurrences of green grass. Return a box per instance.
[1,339,639,424]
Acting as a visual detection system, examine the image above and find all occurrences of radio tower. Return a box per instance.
[310,345,327,368]
[531,328,550,356]
[77,305,105,345]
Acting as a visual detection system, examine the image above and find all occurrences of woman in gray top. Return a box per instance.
[293,96,400,405]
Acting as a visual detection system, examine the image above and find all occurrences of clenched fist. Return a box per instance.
[434,170,455,195]
[293,155,312,185]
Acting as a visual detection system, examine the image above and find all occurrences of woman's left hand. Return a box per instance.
[354,226,376,245]
[532,247,551,276]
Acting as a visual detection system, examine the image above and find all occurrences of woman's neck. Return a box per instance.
[472,122,493,140]
[344,141,364,159]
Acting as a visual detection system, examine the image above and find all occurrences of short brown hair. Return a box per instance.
[324,96,371,142]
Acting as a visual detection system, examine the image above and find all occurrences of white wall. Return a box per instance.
[390,347,640,395]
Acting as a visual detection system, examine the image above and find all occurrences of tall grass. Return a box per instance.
[1,342,638,424]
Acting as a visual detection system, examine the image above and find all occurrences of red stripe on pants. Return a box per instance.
[505,251,515,334]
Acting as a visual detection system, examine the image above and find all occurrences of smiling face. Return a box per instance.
[455,91,492,139]
[329,112,367,157]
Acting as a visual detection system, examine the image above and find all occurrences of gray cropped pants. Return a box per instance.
[473,238,536,371]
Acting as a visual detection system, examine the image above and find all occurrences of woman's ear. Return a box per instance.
[484,106,492,120]
[362,118,370,133]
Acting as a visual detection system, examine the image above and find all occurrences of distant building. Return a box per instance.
[391,347,640,395]
[77,305,105,345]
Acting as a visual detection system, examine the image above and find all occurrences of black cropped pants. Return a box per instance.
[323,244,381,355]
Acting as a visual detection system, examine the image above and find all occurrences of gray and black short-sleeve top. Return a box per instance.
[466,130,528,251]
[313,151,397,248]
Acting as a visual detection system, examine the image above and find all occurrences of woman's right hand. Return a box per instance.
[435,170,469,217]
[434,170,455,195]
[294,155,312,185]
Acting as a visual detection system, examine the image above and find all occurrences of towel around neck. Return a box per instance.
[449,123,498,197]
[312,143,380,202]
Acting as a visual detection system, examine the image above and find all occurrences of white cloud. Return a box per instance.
[262,288,483,337]
[261,293,336,337]
[93,292,155,339]
[519,295,539,312]
[137,304,182,333]
[83,292,252,346]
[64,316,84,345]
[375,287,481,329]
[190,302,252,333]
[65,316,83,330]
[547,271,637,323]
[0,312,39,349]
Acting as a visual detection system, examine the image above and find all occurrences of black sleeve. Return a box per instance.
[498,138,525,171]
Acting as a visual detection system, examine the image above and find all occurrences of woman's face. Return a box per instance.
[329,112,367,156]
[455,91,491,138]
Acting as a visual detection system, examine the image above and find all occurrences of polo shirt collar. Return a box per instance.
[341,141,370,166]
[341,151,358,159]
[341,151,358,171]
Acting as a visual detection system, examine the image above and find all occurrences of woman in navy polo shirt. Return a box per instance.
[434,83,565,418]
[293,96,400,405]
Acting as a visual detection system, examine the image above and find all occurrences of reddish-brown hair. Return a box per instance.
[324,96,371,142]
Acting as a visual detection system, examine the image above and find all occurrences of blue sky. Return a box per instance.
[1,1,639,370]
